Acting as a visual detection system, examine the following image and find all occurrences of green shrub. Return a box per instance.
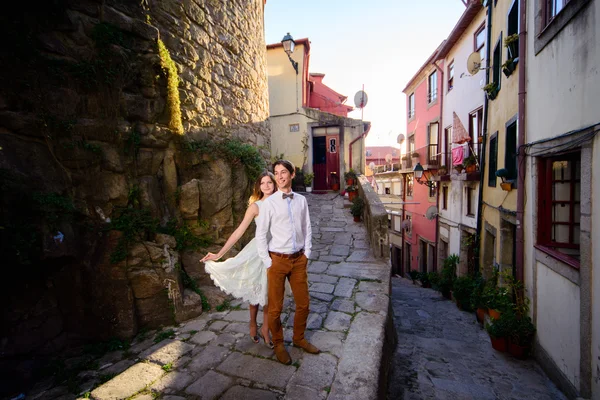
[452,276,475,311]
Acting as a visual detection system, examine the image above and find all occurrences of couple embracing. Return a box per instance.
[200,160,319,365]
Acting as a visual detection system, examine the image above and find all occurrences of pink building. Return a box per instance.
[399,44,445,274]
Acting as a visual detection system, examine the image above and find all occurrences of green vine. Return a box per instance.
[157,39,183,135]
[108,208,157,264]
[184,138,266,181]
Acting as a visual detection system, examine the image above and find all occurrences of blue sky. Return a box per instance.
[265,0,466,147]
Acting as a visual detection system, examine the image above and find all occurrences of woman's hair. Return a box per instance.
[248,171,277,205]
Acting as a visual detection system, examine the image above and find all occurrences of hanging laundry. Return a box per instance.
[452,146,464,166]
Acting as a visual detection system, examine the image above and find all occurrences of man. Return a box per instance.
[255,160,320,365]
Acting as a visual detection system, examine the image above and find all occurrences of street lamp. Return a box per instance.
[281,32,299,75]
[413,162,436,188]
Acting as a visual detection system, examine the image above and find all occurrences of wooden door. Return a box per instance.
[313,137,327,190]
[326,134,339,189]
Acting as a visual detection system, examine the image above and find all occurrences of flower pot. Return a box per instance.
[489,309,502,320]
[485,89,498,101]
[466,164,477,173]
[508,341,530,359]
[331,183,340,191]
[500,182,512,191]
[306,187,312,193]
[476,308,486,324]
[490,336,508,352]
[348,191,357,202]
[346,178,355,185]
[422,282,432,289]
[478,136,483,143]
[353,215,361,222]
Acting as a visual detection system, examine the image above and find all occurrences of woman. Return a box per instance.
[200,171,275,347]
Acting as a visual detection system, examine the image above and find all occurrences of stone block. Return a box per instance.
[220,385,279,400]
[179,179,200,219]
[216,352,295,389]
[323,311,352,331]
[355,292,389,313]
[150,371,193,394]
[309,283,335,294]
[308,261,329,273]
[308,273,338,284]
[333,277,357,298]
[287,353,337,389]
[187,345,230,372]
[331,299,355,314]
[285,384,327,400]
[91,362,164,400]
[139,339,195,365]
[185,370,234,399]
[309,331,345,358]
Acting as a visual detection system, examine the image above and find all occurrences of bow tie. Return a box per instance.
[282,193,294,199]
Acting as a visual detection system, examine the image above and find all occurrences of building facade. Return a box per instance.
[523,0,599,397]
[267,38,369,189]
[434,2,486,276]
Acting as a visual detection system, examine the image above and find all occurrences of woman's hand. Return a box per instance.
[200,252,221,262]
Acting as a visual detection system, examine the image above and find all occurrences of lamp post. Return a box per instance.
[281,32,299,74]
[413,162,436,188]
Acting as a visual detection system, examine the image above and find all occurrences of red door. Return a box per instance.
[326,134,340,189]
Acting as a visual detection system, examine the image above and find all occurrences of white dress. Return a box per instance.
[204,200,268,306]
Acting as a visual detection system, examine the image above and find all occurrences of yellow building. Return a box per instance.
[266,36,369,190]
[480,0,521,279]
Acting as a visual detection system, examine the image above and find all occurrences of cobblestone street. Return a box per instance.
[387,277,567,400]
[26,193,392,400]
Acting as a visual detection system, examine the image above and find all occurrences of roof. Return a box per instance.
[266,37,311,53]
[435,1,484,60]
[401,41,445,93]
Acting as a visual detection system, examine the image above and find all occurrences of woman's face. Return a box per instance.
[260,175,275,196]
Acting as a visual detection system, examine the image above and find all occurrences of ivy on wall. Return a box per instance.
[157,39,184,135]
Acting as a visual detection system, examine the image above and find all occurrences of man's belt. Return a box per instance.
[269,249,305,259]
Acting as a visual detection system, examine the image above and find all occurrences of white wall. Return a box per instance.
[267,44,306,117]
[536,263,581,391]
[592,137,600,399]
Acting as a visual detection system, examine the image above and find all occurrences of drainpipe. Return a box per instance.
[349,122,371,171]
[516,0,527,285]
[432,60,444,272]
[475,0,493,275]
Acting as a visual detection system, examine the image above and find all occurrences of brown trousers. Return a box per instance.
[267,253,309,346]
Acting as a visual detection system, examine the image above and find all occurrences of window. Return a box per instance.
[489,134,498,187]
[443,126,452,167]
[447,61,454,91]
[406,175,414,197]
[537,152,581,265]
[505,121,518,181]
[408,135,415,168]
[474,24,486,61]
[428,122,439,164]
[393,215,401,232]
[428,71,437,103]
[545,0,571,25]
[492,36,502,88]
[408,93,415,119]
[429,182,437,198]
[507,1,519,60]
[466,187,475,216]
[469,108,483,156]
[405,215,412,234]
[442,186,448,210]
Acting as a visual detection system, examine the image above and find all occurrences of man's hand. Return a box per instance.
[200,252,221,262]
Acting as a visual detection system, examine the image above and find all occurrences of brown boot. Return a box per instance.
[274,344,292,365]
[292,339,320,354]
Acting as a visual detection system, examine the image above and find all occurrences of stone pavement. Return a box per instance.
[387,276,567,400]
[27,193,392,400]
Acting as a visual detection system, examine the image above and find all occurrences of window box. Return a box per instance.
[502,59,516,77]
[483,82,499,100]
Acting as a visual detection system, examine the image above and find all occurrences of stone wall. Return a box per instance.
[357,175,389,259]
[0,0,270,383]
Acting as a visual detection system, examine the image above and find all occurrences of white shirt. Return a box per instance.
[255,191,312,268]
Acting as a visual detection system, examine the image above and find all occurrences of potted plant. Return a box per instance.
[346,185,358,202]
[452,275,475,311]
[504,33,519,60]
[486,311,513,352]
[439,254,458,299]
[470,276,488,324]
[495,168,513,191]
[330,171,340,191]
[508,315,536,359]
[483,82,499,100]
[408,270,420,285]
[304,172,314,193]
[419,271,432,288]
[463,155,478,173]
[350,196,364,222]
[344,169,357,185]
[502,59,516,78]
[428,271,440,290]
[487,286,512,320]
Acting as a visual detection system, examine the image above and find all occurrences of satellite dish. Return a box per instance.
[397,134,405,144]
[467,52,482,75]
[369,162,376,171]
[425,206,439,221]
[385,153,393,163]
[354,91,368,108]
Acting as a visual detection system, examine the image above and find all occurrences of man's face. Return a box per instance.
[274,164,294,190]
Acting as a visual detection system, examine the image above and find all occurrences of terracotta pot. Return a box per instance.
[348,191,357,202]
[346,178,354,185]
[508,341,530,359]
[353,215,361,222]
[331,183,340,191]
[456,300,462,310]
[489,309,502,320]
[490,336,508,352]
[476,308,486,323]
[500,182,512,191]
[466,164,477,173]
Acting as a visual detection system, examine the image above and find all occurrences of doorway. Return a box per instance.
[313,136,327,190]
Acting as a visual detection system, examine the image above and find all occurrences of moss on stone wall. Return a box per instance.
[157,39,184,135]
